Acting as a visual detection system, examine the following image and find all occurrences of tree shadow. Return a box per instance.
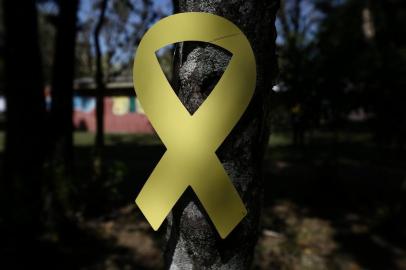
[1,223,153,270]
[262,141,406,269]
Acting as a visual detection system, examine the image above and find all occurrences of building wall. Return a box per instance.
[73,97,154,134]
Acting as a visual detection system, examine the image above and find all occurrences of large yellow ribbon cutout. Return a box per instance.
[133,12,256,239]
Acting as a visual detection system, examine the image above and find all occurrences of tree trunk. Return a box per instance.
[94,0,109,149]
[165,1,279,269]
[50,0,79,173]
[44,0,79,236]
[1,0,46,241]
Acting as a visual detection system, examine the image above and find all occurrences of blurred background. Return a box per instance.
[0,0,406,269]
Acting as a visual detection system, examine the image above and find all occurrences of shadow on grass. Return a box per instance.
[1,133,406,269]
[0,135,166,270]
[1,223,155,270]
[263,140,406,270]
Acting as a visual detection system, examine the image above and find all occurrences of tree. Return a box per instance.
[50,0,79,172]
[1,0,46,242]
[313,0,406,144]
[91,0,159,149]
[94,0,109,149]
[366,0,406,146]
[277,0,322,144]
[164,1,279,269]
[40,0,80,236]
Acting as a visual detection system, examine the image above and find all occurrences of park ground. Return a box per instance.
[0,131,406,270]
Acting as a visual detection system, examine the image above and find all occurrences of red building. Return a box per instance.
[73,97,154,134]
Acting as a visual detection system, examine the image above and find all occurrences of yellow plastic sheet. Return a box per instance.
[133,12,256,238]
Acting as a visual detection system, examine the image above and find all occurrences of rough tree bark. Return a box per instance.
[165,1,279,269]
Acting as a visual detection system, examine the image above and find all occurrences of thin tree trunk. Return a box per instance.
[94,0,108,149]
[165,1,279,269]
[1,0,46,241]
[45,0,79,236]
[50,0,79,172]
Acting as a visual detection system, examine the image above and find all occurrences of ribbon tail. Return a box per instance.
[191,155,247,238]
[135,152,189,230]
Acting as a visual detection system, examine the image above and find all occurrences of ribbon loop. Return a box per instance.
[133,12,256,238]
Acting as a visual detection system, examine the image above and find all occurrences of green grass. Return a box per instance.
[0,131,295,151]
[73,132,162,147]
[269,133,292,146]
[0,132,162,152]
[0,130,405,270]
[0,131,374,153]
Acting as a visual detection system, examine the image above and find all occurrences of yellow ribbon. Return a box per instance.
[133,12,256,238]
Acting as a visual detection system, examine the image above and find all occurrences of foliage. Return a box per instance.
[276,0,406,146]
[75,0,171,80]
